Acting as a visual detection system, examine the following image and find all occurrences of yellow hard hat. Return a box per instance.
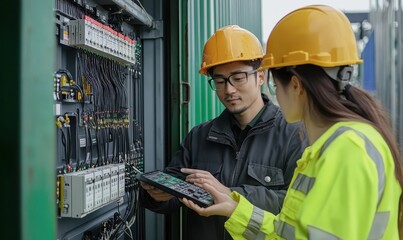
[199,25,263,76]
[260,5,363,71]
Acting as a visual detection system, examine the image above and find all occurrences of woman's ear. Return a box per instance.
[290,75,304,95]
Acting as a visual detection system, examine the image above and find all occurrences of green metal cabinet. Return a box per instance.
[1,0,56,240]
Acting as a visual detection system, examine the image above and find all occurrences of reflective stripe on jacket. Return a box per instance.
[225,121,402,240]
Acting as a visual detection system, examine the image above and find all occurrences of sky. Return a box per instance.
[261,0,370,42]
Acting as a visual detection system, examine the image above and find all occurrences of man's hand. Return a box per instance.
[140,182,175,202]
[181,168,232,195]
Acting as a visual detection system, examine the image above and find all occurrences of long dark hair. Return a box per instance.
[272,64,403,237]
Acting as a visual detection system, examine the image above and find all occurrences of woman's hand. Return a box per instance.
[180,182,238,217]
[181,168,232,195]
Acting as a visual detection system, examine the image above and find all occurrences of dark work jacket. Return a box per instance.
[140,94,307,240]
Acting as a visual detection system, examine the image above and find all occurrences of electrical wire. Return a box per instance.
[60,128,68,165]
[66,123,72,165]
[124,222,134,240]
[75,50,141,238]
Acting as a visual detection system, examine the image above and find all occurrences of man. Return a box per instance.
[140,25,307,240]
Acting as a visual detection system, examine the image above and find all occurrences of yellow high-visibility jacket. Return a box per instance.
[225,121,402,239]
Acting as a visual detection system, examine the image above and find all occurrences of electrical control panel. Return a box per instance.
[55,0,148,238]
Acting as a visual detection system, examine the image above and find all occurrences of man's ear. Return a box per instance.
[258,71,265,86]
[290,75,304,95]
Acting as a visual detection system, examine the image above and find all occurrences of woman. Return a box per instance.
[181,5,403,239]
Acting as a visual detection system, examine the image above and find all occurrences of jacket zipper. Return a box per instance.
[229,118,275,186]
[210,118,276,188]
[230,151,240,186]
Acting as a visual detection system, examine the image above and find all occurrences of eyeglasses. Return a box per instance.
[268,80,277,96]
[208,70,257,91]
[267,71,277,95]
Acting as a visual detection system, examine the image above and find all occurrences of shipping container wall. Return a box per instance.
[185,0,262,130]
[369,0,403,148]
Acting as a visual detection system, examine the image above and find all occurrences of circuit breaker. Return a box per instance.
[59,163,126,218]
[60,171,95,218]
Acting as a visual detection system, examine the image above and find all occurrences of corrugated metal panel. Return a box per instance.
[186,0,262,128]
[369,0,403,147]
